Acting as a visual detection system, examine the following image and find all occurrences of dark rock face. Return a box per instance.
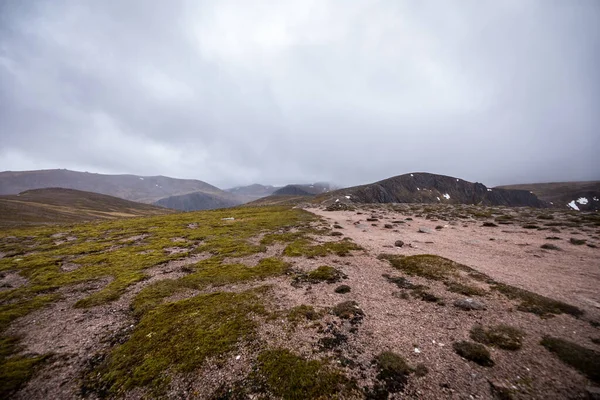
[273,185,314,196]
[328,173,547,208]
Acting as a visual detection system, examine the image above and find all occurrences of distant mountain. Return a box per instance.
[226,184,280,202]
[318,172,547,208]
[0,169,239,210]
[497,181,600,211]
[0,188,174,227]
[272,183,332,196]
[154,191,242,211]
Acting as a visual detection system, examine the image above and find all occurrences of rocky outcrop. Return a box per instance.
[323,173,547,208]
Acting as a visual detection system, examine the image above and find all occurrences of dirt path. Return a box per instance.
[309,207,600,320]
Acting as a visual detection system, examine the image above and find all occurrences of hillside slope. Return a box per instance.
[319,172,546,207]
[272,183,332,196]
[497,181,600,211]
[226,184,279,202]
[0,188,174,227]
[154,191,242,211]
[0,169,231,204]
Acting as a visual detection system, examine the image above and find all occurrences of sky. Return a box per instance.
[1,0,599,189]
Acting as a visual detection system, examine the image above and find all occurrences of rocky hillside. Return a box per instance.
[154,191,242,211]
[0,169,230,204]
[320,173,547,208]
[273,183,332,196]
[0,188,174,227]
[497,181,600,211]
[226,184,280,202]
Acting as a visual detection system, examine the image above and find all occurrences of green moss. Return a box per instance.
[306,266,343,283]
[453,341,494,367]
[373,351,413,393]
[283,238,361,258]
[0,335,50,398]
[96,290,266,394]
[445,282,486,296]
[331,301,364,323]
[492,283,583,318]
[287,305,322,324]
[470,324,525,350]
[540,336,600,384]
[378,254,467,282]
[132,257,290,318]
[255,348,355,399]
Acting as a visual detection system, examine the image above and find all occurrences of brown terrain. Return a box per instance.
[0,201,599,399]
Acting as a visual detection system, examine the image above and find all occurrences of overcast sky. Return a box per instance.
[1,0,599,188]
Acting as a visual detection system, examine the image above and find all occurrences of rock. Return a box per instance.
[394,240,405,247]
[488,379,515,399]
[384,224,393,229]
[454,298,487,311]
[586,386,600,400]
[418,227,432,234]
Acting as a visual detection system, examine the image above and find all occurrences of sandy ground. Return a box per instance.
[310,207,600,320]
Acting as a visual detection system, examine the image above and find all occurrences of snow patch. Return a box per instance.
[456,179,459,182]
[567,201,580,211]
[593,197,599,202]
[487,188,492,192]
[436,197,440,201]
[344,195,351,199]
[410,174,414,177]
[576,197,588,205]
[139,177,144,180]
[443,193,450,200]
[335,199,339,203]
[417,188,420,191]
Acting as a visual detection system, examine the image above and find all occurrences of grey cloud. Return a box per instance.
[1,0,599,188]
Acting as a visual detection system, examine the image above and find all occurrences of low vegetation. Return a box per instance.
[453,341,494,367]
[470,324,525,350]
[373,351,413,393]
[254,349,356,399]
[540,336,600,384]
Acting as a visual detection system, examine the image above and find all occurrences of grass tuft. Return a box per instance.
[373,351,413,393]
[540,336,600,384]
[453,341,494,367]
[470,324,525,350]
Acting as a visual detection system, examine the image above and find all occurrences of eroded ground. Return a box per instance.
[0,204,599,399]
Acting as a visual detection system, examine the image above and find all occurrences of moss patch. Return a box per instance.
[287,305,322,324]
[470,324,525,350]
[373,351,413,393]
[283,238,361,258]
[254,348,355,399]
[492,283,583,318]
[306,266,344,283]
[332,301,364,324]
[445,282,486,296]
[0,336,50,398]
[453,341,494,367]
[540,336,600,384]
[94,290,267,394]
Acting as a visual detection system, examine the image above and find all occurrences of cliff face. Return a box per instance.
[325,173,547,208]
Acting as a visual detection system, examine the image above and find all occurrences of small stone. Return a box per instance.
[418,227,432,234]
[384,224,393,229]
[394,240,405,247]
[454,298,487,311]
